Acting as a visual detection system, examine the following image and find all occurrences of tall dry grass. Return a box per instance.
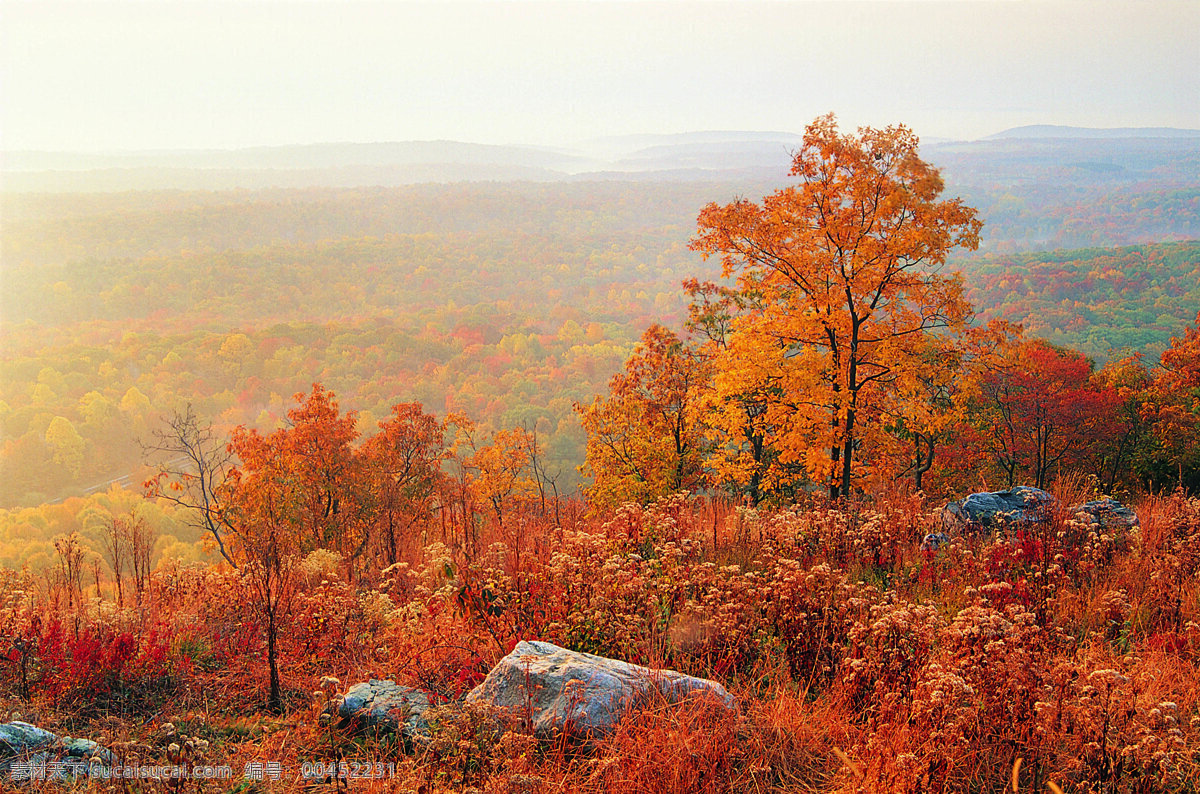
[1,485,1197,791]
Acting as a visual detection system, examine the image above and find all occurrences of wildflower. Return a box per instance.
[1087,669,1129,687]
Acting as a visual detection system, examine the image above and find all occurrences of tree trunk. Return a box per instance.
[386,509,397,567]
[267,602,281,712]
[839,415,855,500]
[913,434,934,492]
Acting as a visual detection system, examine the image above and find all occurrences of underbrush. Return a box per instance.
[1,486,1198,791]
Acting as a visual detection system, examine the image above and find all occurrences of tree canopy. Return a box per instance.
[691,115,982,498]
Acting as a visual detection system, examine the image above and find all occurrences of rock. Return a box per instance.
[56,736,112,762]
[324,679,432,738]
[0,721,57,757]
[465,640,736,740]
[0,720,116,780]
[1070,498,1139,533]
[943,487,1057,533]
[920,532,950,551]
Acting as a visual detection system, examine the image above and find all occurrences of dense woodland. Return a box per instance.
[2,171,1198,513]
[0,121,1198,791]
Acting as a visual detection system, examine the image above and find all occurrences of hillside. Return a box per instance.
[987,125,1200,139]
[967,241,1200,361]
[0,135,1198,793]
[5,129,1198,215]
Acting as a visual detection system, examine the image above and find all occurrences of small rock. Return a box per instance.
[324,679,431,738]
[465,640,736,740]
[920,532,950,551]
[1070,498,1139,533]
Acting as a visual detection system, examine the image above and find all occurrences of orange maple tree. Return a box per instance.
[690,115,982,498]
[1161,310,1200,413]
[1148,311,1200,489]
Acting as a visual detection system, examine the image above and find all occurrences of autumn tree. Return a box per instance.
[444,416,541,559]
[52,532,85,610]
[883,335,966,493]
[216,385,365,709]
[44,417,85,479]
[124,512,155,606]
[144,405,238,566]
[101,514,127,606]
[1143,311,1200,490]
[219,423,300,712]
[970,339,1122,489]
[361,402,446,566]
[884,320,1022,494]
[101,512,153,607]
[1161,312,1200,398]
[576,325,708,507]
[686,279,799,505]
[271,384,371,560]
[1093,352,1156,492]
[691,115,982,498]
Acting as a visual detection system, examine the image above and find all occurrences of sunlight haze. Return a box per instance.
[3,0,1197,152]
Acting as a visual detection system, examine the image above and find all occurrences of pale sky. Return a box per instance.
[2,0,1197,152]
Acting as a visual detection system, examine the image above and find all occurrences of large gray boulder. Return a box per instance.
[943,488,1138,541]
[464,640,736,739]
[324,680,431,738]
[0,720,116,780]
[943,486,1057,533]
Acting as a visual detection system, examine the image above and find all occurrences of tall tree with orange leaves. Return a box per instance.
[691,115,982,498]
[1161,311,1200,414]
[361,402,446,566]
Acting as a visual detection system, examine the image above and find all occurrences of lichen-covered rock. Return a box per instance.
[920,531,951,551]
[0,721,57,759]
[324,679,431,738]
[943,486,1057,533]
[465,640,736,739]
[1070,498,1139,533]
[0,721,116,780]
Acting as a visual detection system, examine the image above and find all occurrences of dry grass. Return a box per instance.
[2,485,1198,791]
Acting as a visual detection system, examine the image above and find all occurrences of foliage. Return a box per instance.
[968,338,1124,489]
[966,241,1200,363]
[2,483,1198,791]
[577,326,709,508]
[691,115,981,498]
[2,190,1196,509]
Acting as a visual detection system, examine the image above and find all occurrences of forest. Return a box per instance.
[2,163,1198,511]
[0,119,1198,791]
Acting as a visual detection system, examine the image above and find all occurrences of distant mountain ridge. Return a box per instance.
[3,126,1198,192]
[4,140,588,173]
[987,125,1200,140]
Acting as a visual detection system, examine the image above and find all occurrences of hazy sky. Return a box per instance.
[3,0,1197,152]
